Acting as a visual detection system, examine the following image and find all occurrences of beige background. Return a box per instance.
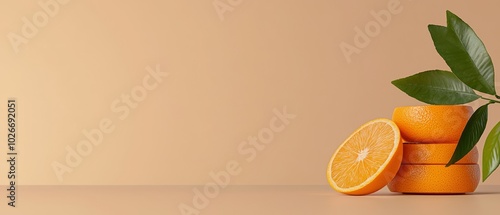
[1,0,500,185]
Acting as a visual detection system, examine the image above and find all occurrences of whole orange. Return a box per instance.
[392,105,472,143]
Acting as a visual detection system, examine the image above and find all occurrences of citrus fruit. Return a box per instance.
[327,118,403,195]
[387,164,480,193]
[392,105,472,143]
[402,143,478,164]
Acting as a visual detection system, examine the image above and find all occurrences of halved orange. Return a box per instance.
[388,164,480,193]
[392,105,472,143]
[402,143,478,164]
[327,118,403,195]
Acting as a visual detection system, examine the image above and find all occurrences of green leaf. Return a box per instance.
[427,11,495,95]
[483,121,500,181]
[447,104,489,166]
[392,70,480,104]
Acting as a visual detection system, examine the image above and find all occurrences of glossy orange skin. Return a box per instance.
[392,106,472,143]
[388,164,480,194]
[402,143,478,164]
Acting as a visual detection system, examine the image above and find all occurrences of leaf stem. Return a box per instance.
[480,96,500,104]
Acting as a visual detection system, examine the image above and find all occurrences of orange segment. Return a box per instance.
[388,164,480,194]
[402,143,478,164]
[327,118,403,195]
[392,105,472,143]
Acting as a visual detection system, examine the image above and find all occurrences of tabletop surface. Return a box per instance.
[1,185,500,214]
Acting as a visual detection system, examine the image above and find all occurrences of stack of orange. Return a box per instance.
[389,105,480,193]
[326,105,481,195]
